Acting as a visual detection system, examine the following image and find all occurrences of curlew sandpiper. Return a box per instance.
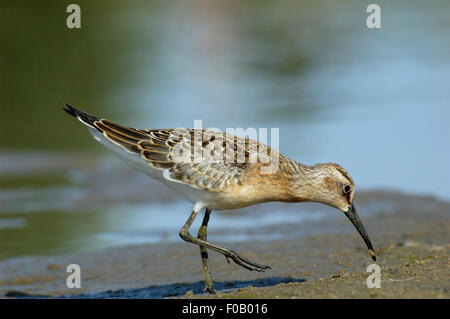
[63,104,376,293]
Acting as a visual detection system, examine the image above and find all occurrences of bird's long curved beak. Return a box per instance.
[344,204,376,261]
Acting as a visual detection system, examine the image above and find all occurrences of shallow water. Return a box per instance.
[1,0,449,260]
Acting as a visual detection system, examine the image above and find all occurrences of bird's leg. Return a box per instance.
[179,207,271,275]
[197,208,215,294]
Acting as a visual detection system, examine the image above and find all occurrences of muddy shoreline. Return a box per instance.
[0,191,448,298]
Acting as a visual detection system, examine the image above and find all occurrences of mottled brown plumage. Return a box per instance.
[63,104,376,294]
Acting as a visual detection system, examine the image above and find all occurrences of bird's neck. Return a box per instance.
[280,161,327,203]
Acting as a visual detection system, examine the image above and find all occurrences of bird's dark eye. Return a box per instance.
[343,185,351,194]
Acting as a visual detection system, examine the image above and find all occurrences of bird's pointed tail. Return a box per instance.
[63,104,101,130]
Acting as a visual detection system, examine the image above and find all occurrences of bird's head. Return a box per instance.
[289,162,376,261]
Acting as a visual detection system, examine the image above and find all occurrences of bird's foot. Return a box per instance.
[203,286,217,294]
[225,250,271,272]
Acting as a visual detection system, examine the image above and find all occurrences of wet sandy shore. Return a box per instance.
[0,191,448,298]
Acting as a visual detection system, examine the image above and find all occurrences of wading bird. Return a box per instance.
[63,104,376,293]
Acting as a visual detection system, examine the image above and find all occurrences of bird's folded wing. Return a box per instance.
[92,120,263,192]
